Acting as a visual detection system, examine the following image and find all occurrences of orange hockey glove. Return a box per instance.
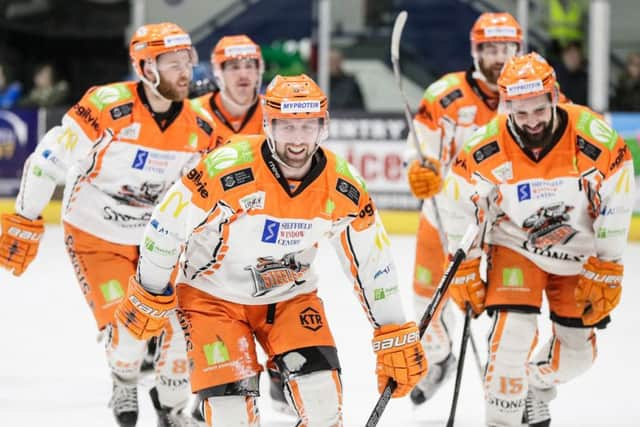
[407,158,442,199]
[0,213,44,276]
[372,321,427,398]
[448,257,485,315]
[576,256,623,326]
[114,276,176,340]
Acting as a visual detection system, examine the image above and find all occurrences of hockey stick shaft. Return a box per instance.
[390,8,486,381]
[446,304,473,427]
[364,224,478,427]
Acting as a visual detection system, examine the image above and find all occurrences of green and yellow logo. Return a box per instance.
[100,279,124,302]
[89,84,132,111]
[502,268,524,287]
[576,111,618,151]
[424,74,461,102]
[415,265,432,286]
[203,140,254,178]
[203,339,230,365]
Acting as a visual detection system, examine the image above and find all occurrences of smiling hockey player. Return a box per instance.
[114,73,427,426]
[441,52,633,426]
[0,22,217,426]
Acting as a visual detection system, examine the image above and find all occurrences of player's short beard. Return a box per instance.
[478,58,503,85]
[157,77,188,101]
[513,116,555,150]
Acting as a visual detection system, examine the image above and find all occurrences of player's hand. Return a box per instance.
[372,321,427,398]
[407,158,442,199]
[448,257,485,315]
[114,275,176,340]
[576,256,623,325]
[0,213,44,276]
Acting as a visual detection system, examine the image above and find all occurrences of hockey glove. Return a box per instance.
[372,321,427,398]
[407,158,442,199]
[114,275,176,340]
[448,257,485,315]
[0,213,44,276]
[576,256,623,325]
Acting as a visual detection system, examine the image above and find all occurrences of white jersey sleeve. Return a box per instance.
[330,212,407,328]
[15,104,110,220]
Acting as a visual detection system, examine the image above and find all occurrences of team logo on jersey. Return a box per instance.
[245,249,312,297]
[132,149,149,169]
[522,202,577,250]
[110,181,167,207]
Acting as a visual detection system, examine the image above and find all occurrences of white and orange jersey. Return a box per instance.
[137,134,406,327]
[410,69,500,168]
[16,81,217,244]
[442,103,634,274]
[193,91,264,146]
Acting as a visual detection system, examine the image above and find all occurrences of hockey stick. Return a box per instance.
[390,10,447,248]
[446,304,474,427]
[390,8,485,380]
[364,224,479,427]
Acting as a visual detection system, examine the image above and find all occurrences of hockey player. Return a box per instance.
[191,34,297,419]
[441,52,633,426]
[406,12,523,404]
[114,74,428,426]
[195,34,265,147]
[0,23,217,426]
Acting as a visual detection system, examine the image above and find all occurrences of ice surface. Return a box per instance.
[1,226,638,426]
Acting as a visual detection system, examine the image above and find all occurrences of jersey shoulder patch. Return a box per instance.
[423,73,463,104]
[462,116,500,154]
[573,107,618,152]
[86,82,134,112]
[202,135,259,181]
[328,152,369,206]
[189,97,215,124]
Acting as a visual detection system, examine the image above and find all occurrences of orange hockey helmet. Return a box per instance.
[470,12,523,46]
[263,74,328,120]
[211,34,263,67]
[211,34,264,93]
[263,74,330,154]
[498,52,558,102]
[129,22,196,79]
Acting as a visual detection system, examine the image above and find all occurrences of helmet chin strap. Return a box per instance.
[138,63,172,103]
[472,54,499,92]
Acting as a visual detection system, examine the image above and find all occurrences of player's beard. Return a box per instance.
[514,117,555,150]
[157,76,189,101]
[478,58,504,85]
